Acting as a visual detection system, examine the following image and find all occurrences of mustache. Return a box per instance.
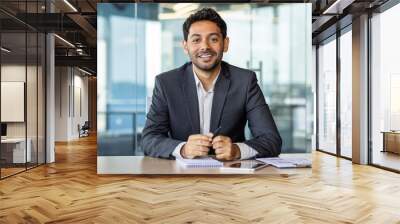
[197,50,216,56]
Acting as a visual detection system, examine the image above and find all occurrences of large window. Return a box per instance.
[340,29,352,158]
[97,3,312,156]
[371,4,400,171]
[317,37,337,154]
[316,28,352,158]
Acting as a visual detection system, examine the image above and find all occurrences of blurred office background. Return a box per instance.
[97,3,313,156]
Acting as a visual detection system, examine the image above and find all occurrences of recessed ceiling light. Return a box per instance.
[78,67,92,76]
[63,0,78,12]
[1,47,11,53]
[54,34,75,48]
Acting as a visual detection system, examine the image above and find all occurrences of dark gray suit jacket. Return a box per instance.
[141,61,282,159]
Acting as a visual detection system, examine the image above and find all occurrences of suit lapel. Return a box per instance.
[210,63,231,133]
[182,63,200,134]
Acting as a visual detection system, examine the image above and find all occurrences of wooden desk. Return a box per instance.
[1,138,31,163]
[97,154,311,175]
[382,131,400,154]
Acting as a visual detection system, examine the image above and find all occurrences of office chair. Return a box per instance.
[79,121,90,138]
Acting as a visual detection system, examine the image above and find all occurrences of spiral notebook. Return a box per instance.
[176,157,223,168]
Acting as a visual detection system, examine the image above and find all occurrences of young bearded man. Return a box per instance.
[141,8,282,161]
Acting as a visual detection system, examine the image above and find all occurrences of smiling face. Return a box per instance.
[183,20,229,73]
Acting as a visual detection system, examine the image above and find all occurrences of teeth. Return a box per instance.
[199,54,211,58]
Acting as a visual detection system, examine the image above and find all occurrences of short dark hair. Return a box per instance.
[182,8,227,41]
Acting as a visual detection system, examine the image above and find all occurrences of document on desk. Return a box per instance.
[176,157,223,168]
[256,157,311,168]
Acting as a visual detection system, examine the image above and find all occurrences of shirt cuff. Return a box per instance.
[235,143,258,160]
[172,142,187,159]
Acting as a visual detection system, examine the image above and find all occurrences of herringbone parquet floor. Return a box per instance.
[1,135,400,223]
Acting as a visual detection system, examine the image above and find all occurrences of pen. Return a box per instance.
[209,126,222,156]
[211,126,222,139]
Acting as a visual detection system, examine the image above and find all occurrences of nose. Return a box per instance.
[199,39,210,51]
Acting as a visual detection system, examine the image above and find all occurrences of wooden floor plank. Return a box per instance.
[1,135,400,223]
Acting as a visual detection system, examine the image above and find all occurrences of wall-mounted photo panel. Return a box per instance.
[1,82,25,122]
[97,3,312,175]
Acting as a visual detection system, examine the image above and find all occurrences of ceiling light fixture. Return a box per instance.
[1,47,11,53]
[78,67,92,76]
[322,0,354,14]
[54,34,75,48]
[63,0,78,12]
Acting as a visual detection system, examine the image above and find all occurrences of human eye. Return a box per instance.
[210,36,219,43]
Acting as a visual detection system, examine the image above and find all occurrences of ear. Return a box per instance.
[182,40,189,55]
[223,37,229,52]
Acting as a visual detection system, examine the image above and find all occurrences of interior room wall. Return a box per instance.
[55,66,89,141]
[1,63,44,164]
[72,72,89,137]
[1,64,38,138]
[55,66,69,141]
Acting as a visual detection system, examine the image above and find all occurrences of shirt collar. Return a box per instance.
[193,66,220,93]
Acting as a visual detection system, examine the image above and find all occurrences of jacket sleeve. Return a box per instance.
[243,72,282,157]
[141,77,183,159]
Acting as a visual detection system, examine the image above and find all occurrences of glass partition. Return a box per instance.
[1,30,28,177]
[0,1,46,179]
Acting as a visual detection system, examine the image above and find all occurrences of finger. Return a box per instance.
[212,136,222,142]
[214,136,231,144]
[216,153,226,160]
[198,140,212,147]
[214,148,225,155]
[196,150,208,157]
[188,134,201,140]
[196,146,210,152]
[212,136,225,144]
[212,142,224,150]
[191,135,212,142]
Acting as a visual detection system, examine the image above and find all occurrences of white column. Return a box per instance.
[46,33,55,163]
[352,14,369,164]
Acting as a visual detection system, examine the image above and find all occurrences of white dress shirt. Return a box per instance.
[172,67,258,160]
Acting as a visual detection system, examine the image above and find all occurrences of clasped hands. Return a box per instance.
[181,134,241,161]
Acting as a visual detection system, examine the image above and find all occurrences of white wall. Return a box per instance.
[55,67,89,141]
[55,66,69,141]
[1,63,46,163]
[1,65,38,138]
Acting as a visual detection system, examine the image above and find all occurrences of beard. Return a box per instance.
[189,49,223,72]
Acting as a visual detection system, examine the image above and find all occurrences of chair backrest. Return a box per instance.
[82,121,90,129]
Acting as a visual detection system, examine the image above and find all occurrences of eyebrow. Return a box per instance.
[189,33,221,39]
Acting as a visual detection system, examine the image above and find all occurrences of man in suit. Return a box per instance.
[141,8,282,160]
